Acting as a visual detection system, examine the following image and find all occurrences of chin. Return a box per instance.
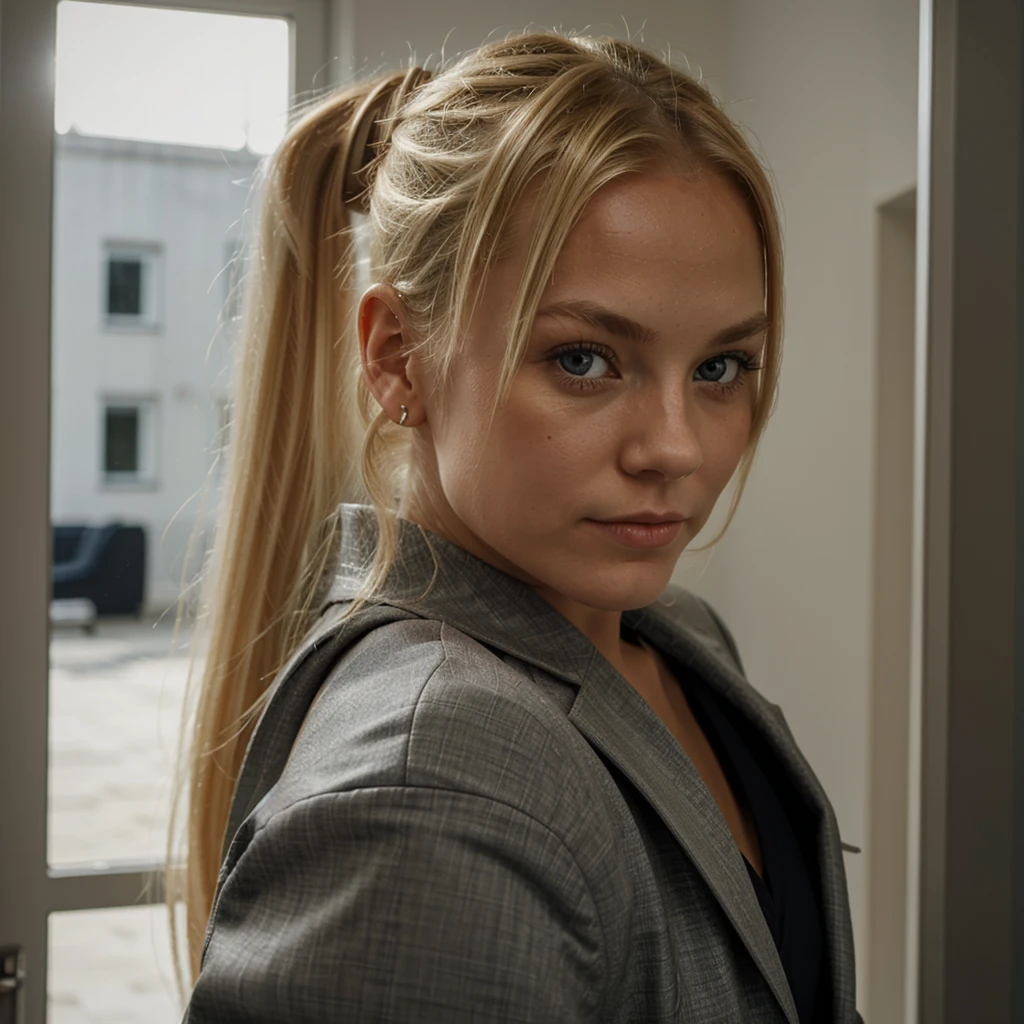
[551,563,675,612]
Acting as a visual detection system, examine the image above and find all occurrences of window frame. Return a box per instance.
[0,4,330,1021]
[102,241,164,332]
[100,393,161,488]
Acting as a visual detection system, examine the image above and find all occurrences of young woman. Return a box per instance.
[170,30,861,1024]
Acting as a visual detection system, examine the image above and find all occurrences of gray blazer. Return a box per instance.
[183,504,861,1023]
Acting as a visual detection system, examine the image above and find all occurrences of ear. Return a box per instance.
[357,283,423,427]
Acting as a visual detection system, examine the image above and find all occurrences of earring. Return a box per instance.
[398,404,409,426]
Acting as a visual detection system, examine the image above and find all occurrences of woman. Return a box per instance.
[171,30,861,1023]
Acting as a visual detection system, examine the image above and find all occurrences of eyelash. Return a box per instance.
[548,341,764,396]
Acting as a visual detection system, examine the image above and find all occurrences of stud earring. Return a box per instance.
[398,404,409,426]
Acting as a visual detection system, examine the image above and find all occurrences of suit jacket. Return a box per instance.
[183,503,861,1023]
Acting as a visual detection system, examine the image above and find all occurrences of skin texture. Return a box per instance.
[358,165,766,683]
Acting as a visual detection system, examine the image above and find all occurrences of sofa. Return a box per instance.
[51,523,146,616]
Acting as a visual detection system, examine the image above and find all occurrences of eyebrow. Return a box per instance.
[534,300,770,348]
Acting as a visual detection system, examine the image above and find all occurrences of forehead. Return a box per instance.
[564,169,761,292]
[492,167,764,332]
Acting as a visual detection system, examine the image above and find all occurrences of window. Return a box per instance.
[108,257,142,314]
[103,243,163,331]
[101,396,159,486]
[15,2,309,1016]
[105,406,139,472]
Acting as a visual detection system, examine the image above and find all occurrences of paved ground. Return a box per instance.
[48,612,200,1023]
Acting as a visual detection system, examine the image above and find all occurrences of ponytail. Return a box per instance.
[165,71,420,992]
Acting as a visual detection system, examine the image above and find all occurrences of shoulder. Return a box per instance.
[265,613,615,853]
[198,613,631,1018]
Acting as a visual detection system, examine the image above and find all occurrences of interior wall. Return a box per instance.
[676,0,919,1014]
[329,0,730,100]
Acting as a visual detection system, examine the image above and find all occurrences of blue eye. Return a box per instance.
[548,341,618,391]
[557,348,611,378]
[695,356,740,385]
[694,351,763,393]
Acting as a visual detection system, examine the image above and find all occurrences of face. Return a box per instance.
[379,166,766,618]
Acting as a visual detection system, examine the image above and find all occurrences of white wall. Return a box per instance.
[332,0,730,100]
[676,0,919,1014]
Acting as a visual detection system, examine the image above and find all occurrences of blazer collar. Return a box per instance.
[320,505,849,1024]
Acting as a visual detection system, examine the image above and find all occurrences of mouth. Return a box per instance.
[598,516,684,524]
[590,511,687,525]
[584,518,685,549]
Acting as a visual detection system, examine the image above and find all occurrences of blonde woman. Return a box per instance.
[171,30,861,1024]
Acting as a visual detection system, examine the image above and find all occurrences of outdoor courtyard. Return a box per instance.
[48,611,198,1023]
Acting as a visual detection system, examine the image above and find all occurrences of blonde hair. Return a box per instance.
[165,29,784,996]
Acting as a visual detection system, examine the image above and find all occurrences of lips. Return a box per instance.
[593,512,686,524]
[586,518,684,548]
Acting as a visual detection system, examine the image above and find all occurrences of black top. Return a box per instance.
[682,669,831,1024]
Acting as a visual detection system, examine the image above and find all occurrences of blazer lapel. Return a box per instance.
[628,598,858,1024]
[567,663,800,1024]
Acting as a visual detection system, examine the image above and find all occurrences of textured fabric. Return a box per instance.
[183,504,863,1023]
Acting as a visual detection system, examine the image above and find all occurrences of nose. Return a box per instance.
[619,387,704,480]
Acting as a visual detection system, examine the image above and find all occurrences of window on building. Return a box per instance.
[104,406,139,472]
[102,397,158,486]
[103,243,163,331]
[108,258,142,315]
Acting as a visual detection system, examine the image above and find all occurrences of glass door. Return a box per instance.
[0,2,328,1021]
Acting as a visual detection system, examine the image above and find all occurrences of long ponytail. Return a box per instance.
[165,72,417,992]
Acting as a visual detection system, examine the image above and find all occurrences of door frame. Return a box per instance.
[867,188,917,1024]
[0,2,329,1021]
[913,0,1024,1019]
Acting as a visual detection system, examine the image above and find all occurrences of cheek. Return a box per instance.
[482,409,598,500]
[446,396,603,523]
[703,405,753,487]
[428,379,488,496]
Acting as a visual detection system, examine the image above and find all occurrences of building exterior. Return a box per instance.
[50,129,262,613]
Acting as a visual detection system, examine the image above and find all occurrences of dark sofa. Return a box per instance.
[52,523,146,616]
